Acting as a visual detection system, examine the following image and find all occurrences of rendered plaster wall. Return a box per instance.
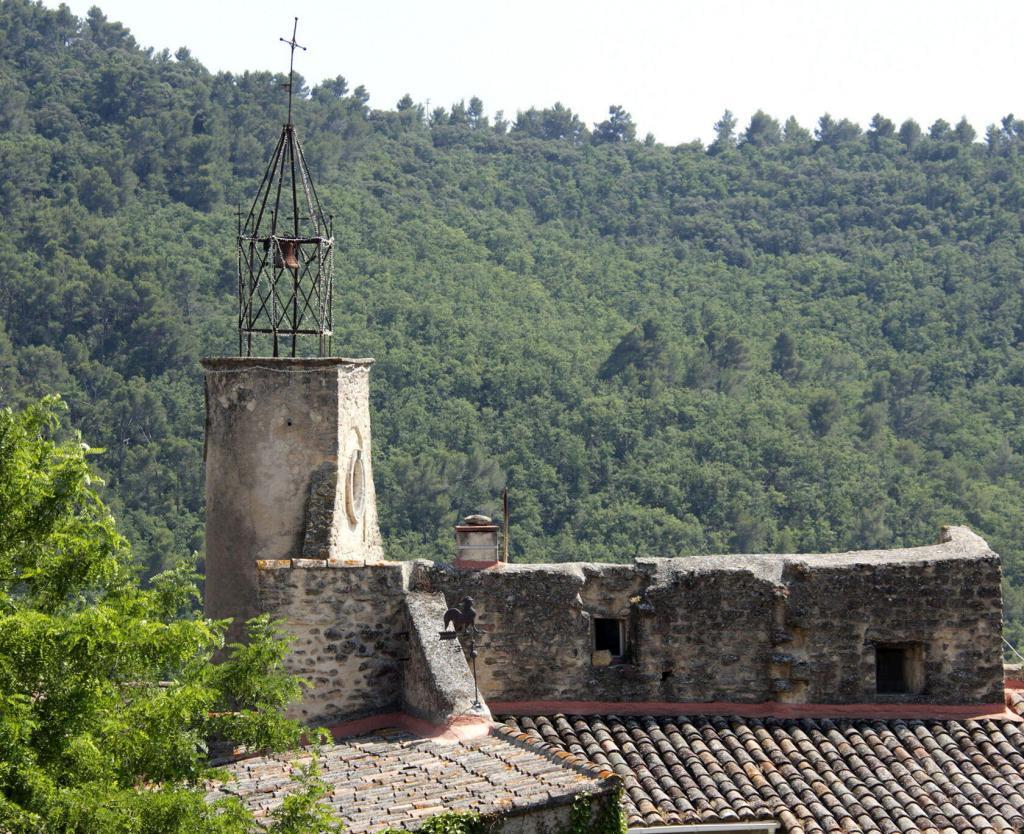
[202,357,383,643]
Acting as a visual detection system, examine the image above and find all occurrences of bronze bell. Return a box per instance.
[274,239,300,270]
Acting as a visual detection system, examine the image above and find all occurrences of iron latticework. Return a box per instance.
[237,19,333,357]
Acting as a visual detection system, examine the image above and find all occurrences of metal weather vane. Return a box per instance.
[237,18,335,358]
[440,597,483,708]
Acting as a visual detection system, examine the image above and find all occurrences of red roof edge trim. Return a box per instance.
[490,698,1020,722]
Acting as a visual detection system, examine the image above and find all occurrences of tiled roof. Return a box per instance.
[207,727,614,832]
[501,713,1024,833]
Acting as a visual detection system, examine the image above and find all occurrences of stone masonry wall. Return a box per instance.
[402,591,485,724]
[419,526,1003,706]
[257,560,412,725]
[257,526,1004,727]
[779,527,1005,704]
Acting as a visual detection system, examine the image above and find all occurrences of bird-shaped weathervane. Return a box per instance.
[439,597,482,707]
[442,597,477,634]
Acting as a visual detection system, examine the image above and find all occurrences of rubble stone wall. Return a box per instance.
[779,527,1005,704]
[256,526,1005,726]
[419,526,1004,706]
[257,560,412,725]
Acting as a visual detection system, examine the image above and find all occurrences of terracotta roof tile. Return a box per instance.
[500,714,1024,833]
[208,727,613,832]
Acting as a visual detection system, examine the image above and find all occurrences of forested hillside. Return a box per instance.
[3,2,1024,642]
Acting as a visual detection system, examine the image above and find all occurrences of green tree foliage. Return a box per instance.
[770,332,799,380]
[898,118,922,149]
[742,110,781,147]
[782,116,811,146]
[512,102,587,143]
[4,2,1024,646]
[954,116,976,145]
[0,397,332,833]
[592,105,636,145]
[867,113,895,151]
[709,109,737,154]
[815,114,861,148]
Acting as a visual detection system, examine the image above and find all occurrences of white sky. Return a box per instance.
[43,0,1024,145]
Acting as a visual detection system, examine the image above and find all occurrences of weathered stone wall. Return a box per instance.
[413,558,792,703]
[202,357,383,643]
[417,525,1003,706]
[414,561,665,702]
[402,592,487,724]
[777,526,1005,704]
[491,793,614,834]
[257,560,411,725]
[256,526,1004,725]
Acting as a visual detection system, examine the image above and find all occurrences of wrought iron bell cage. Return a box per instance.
[237,125,334,357]
[236,20,334,357]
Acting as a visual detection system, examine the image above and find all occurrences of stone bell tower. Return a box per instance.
[202,21,382,641]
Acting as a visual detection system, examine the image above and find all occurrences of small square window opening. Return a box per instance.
[593,618,624,658]
[875,643,924,695]
[876,647,907,693]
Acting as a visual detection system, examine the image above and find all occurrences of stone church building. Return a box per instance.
[206,68,1024,830]
[202,356,1024,834]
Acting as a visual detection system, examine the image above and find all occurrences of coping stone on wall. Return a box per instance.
[402,591,490,725]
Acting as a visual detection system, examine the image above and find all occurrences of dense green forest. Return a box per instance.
[2,2,1024,643]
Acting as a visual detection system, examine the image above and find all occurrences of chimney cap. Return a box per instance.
[461,514,493,526]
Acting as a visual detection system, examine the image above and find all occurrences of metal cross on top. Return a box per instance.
[279,17,306,126]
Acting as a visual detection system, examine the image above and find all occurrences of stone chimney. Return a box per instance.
[202,357,383,641]
[454,514,500,568]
